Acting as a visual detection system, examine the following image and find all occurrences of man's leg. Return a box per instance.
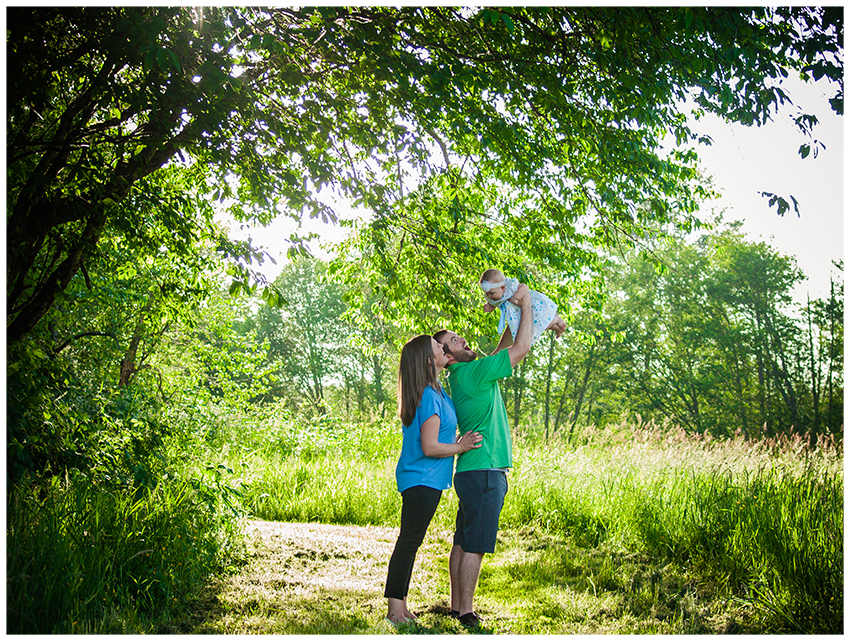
[449,543,462,613]
[455,546,484,616]
[451,470,507,622]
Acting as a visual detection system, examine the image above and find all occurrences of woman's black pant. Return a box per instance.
[384,485,442,600]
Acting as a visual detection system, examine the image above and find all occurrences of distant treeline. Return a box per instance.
[11,219,841,485]
[246,223,843,442]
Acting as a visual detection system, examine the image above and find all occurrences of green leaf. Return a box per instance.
[166,48,180,72]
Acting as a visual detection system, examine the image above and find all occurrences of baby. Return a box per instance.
[479,268,566,344]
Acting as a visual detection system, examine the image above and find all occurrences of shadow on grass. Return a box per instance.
[161,523,753,635]
[476,528,747,634]
[170,584,491,635]
[166,573,505,635]
[168,584,382,634]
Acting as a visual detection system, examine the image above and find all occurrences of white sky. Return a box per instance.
[692,75,844,302]
[240,76,844,304]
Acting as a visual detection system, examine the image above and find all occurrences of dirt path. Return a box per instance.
[241,520,398,595]
[183,520,460,634]
[178,520,732,635]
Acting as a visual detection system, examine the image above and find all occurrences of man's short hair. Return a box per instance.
[432,329,450,352]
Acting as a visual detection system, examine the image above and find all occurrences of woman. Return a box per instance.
[384,334,482,624]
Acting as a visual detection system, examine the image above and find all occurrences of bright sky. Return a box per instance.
[240,76,844,304]
[691,75,844,302]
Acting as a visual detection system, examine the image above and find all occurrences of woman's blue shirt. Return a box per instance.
[395,385,458,493]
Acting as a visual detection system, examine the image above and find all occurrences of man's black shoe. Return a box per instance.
[458,612,482,628]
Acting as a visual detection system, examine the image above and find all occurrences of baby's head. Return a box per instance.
[479,268,507,302]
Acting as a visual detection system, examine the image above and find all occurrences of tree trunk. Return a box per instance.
[570,344,598,431]
[544,333,556,440]
[756,345,770,434]
[764,314,799,426]
[806,297,821,434]
[585,388,599,427]
[358,360,366,417]
[118,298,156,387]
[553,376,571,438]
[119,333,144,387]
[7,204,108,344]
[712,305,750,437]
[511,361,524,431]
[826,277,838,430]
[372,353,385,417]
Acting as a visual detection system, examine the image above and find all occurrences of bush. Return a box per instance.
[7,466,245,633]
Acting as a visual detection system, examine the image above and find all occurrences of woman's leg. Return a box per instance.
[385,486,442,622]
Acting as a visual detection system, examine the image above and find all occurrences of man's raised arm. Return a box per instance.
[492,328,514,354]
[506,284,533,367]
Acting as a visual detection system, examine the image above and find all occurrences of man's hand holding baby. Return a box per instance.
[509,283,531,307]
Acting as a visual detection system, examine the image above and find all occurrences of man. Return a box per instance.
[433,283,534,628]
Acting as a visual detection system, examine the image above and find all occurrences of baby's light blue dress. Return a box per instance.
[491,278,558,345]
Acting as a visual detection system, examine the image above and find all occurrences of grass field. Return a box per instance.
[7,410,843,634]
[163,521,744,634]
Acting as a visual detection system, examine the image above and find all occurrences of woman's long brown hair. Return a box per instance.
[397,334,440,427]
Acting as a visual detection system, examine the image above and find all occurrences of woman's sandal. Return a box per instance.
[385,614,417,627]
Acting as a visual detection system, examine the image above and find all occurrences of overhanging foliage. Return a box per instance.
[7,6,843,342]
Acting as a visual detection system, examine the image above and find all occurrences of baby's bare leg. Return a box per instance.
[547,314,566,338]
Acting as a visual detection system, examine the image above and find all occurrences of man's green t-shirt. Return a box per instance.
[445,349,513,473]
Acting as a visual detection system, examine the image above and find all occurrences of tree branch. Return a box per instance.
[53,331,117,354]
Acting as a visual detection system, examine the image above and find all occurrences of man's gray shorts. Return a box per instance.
[453,469,508,554]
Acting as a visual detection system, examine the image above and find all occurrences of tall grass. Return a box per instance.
[9,402,842,634]
[217,414,842,634]
[503,425,843,633]
[7,466,245,633]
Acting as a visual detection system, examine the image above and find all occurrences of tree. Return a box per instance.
[589,220,835,438]
[707,231,807,433]
[6,171,224,480]
[803,263,844,436]
[8,7,843,346]
[329,7,843,334]
[172,285,276,409]
[253,258,348,414]
[603,241,727,434]
[336,294,398,419]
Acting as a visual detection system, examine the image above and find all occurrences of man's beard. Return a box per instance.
[448,345,477,363]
